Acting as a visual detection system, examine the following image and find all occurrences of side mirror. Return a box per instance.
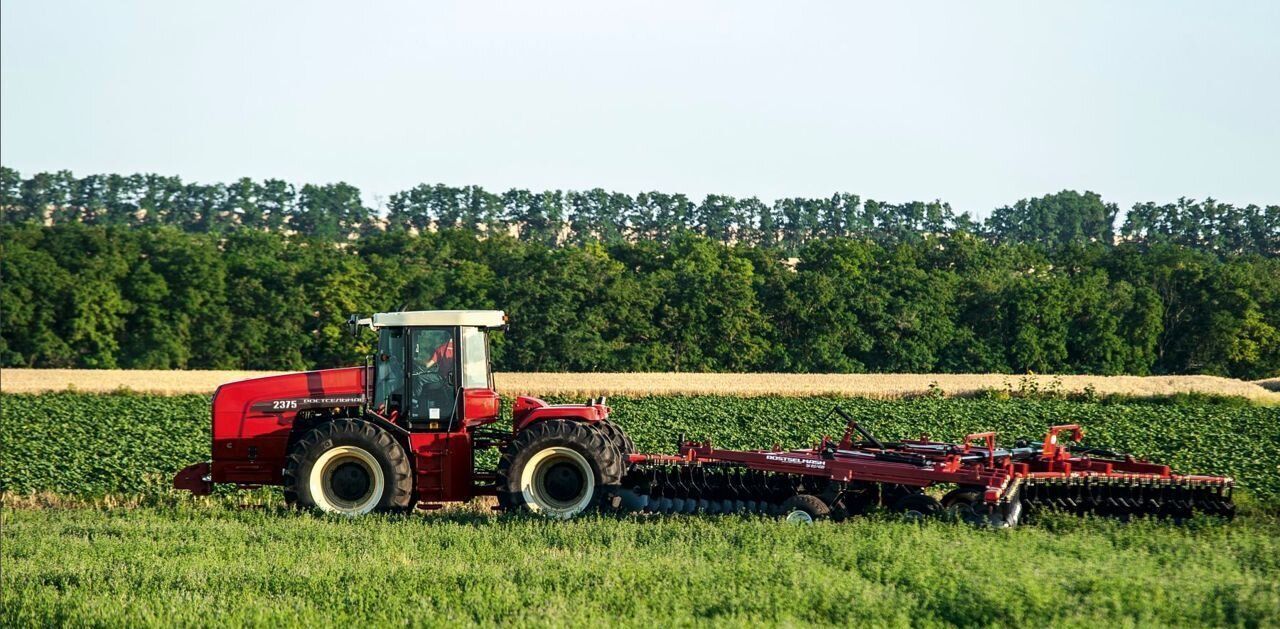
[346,314,359,337]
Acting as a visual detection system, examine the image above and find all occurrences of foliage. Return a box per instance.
[3,165,1278,377]
[1123,197,1280,257]
[987,190,1118,248]
[4,223,1279,378]
[3,166,1276,256]
[2,393,1277,500]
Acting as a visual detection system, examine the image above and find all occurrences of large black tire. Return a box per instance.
[283,419,413,515]
[598,419,636,455]
[780,494,831,524]
[497,419,625,518]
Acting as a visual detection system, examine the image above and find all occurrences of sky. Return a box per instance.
[2,1,1278,218]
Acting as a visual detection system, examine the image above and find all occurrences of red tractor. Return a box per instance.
[175,309,1235,525]
[175,310,626,517]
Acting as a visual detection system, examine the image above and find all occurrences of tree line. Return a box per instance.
[2,167,1276,255]
[3,222,1277,379]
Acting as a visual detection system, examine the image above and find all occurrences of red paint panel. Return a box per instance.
[511,395,609,432]
[407,432,449,502]
[407,431,474,503]
[209,366,368,485]
[462,388,501,428]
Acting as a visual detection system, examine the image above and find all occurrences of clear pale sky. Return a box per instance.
[2,1,1277,217]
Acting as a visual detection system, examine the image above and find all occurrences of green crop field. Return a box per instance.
[2,392,1278,499]
[3,392,1279,626]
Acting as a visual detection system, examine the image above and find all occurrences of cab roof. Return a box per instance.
[361,310,507,329]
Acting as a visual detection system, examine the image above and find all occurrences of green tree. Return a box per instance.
[0,166,23,221]
[0,225,76,366]
[696,194,736,243]
[221,230,311,370]
[293,183,369,241]
[625,235,770,371]
[782,239,878,371]
[988,190,1117,248]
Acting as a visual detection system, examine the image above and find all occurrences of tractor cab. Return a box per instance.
[353,310,507,431]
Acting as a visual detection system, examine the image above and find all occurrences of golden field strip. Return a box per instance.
[3,369,1278,402]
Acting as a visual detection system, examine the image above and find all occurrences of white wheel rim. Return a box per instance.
[520,446,594,519]
[785,509,814,524]
[309,445,385,516]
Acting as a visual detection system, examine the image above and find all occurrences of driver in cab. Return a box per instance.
[412,332,456,425]
[420,335,454,385]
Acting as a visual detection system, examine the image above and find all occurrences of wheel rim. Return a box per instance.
[785,510,814,524]
[521,446,594,518]
[309,446,385,515]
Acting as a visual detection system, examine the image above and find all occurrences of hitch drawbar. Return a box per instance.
[616,408,1234,526]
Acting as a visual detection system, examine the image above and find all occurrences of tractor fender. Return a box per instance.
[512,395,610,433]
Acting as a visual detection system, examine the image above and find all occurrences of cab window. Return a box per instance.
[373,327,406,415]
[460,327,490,389]
[408,327,457,426]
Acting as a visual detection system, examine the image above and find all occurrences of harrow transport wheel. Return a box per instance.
[941,488,983,509]
[497,420,624,518]
[781,494,830,524]
[891,492,943,520]
[942,488,996,526]
[283,419,413,516]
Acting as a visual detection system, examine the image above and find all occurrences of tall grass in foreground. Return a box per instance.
[3,499,1277,627]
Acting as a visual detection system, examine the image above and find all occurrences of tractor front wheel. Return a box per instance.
[284,419,413,515]
[497,420,624,518]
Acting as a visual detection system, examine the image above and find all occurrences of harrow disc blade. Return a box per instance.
[621,464,794,517]
[1021,477,1235,521]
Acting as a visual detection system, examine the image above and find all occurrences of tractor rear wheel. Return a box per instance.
[497,420,624,518]
[283,419,413,515]
[598,420,635,455]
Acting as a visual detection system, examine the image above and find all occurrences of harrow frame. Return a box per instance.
[622,408,1235,526]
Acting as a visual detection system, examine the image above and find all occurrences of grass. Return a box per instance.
[3,495,1278,627]
[4,368,1279,403]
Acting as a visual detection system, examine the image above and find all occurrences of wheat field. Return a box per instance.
[3,368,1278,402]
